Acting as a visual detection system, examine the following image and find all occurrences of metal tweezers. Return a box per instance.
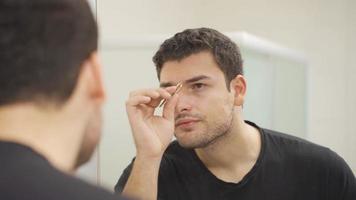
[159,82,183,107]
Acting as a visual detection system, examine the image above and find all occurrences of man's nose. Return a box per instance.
[175,93,193,113]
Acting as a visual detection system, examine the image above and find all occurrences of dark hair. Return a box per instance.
[153,28,243,89]
[0,0,98,107]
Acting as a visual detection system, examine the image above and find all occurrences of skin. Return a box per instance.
[160,53,236,149]
[123,51,261,200]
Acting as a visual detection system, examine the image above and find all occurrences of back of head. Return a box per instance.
[153,28,243,88]
[0,0,98,107]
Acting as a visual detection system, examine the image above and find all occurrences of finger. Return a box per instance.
[164,86,177,94]
[163,93,179,121]
[126,95,151,107]
[129,89,160,99]
[129,89,162,108]
[157,86,179,107]
[157,87,173,99]
[128,87,177,108]
[149,88,173,107]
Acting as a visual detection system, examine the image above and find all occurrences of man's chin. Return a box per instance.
[175,132,223,149]
[176,137,208,149]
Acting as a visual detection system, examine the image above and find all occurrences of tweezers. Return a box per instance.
[159,82,183,107]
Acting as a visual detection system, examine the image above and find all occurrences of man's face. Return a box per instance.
[73,54,104,169]
[160,51,235,149]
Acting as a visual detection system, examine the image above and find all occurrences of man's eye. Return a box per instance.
[192,83,205,90]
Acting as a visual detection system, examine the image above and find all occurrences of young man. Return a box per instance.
[116,28,356,200]
[0,0,130,199]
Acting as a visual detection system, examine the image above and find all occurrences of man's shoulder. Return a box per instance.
[0,142,128,200]
[262,128,351,173]
[14,161,128,200]
[247,121,327,155]
[263,128,329,154]
[41,170,126,200]
[262,128,355,195]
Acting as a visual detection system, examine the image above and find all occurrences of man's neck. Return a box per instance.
[195,115,261,183]
[0,103,83,173]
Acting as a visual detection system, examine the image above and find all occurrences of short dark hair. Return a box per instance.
[0,0,98,107]
[153,28,243,89]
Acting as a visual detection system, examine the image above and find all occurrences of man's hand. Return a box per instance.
[125,86,179,159]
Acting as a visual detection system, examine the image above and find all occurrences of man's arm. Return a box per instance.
[122,156,161,200]
[121,87,179,200]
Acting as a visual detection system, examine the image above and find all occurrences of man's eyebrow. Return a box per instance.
[185,75,211,84]
[160,82,174,88]
[159,75,211,88]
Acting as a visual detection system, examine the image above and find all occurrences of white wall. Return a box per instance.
[97,0,356,189]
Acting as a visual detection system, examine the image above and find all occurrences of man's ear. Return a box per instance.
[78,51,106,105]
[229,75,247,106]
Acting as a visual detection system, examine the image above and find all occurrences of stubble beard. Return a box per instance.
[177,107,234,149]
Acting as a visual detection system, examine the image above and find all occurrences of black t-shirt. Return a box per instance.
[116,121,356,200]
[0,141,130,200]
